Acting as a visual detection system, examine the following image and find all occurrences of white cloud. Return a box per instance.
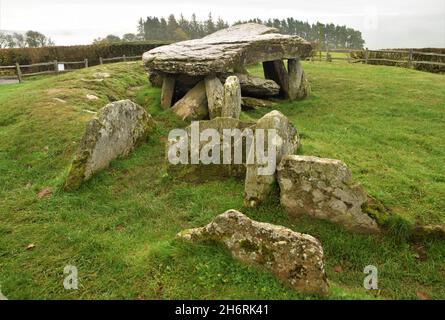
[0,0,444,48]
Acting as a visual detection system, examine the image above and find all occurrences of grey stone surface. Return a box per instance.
[220,73,280,98]
[222,76,241,119]
[143,23,312,76]
[177,209,329,296]
[244,110,299,207]
[204,75,224,119]
[166,117,256,181]
[288,58,310,100]
[241,97,277,110]
[277,155,380,233]
[65,100,155,190]
[160,76,175,109]
[171,81,209,121]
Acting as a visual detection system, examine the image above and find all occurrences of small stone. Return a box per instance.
[86,94,99,100]
[37,187,52,199]
[53,98,66,104]
[416,291,429,300]
[333,265,342,273]
[93,72,111,79]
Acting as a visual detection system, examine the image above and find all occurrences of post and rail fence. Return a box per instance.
[1,48,444,84]
[0,54,143,83]
[308,48,445,70]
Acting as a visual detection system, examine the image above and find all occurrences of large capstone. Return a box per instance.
[143,23,312,76]
[65,100,155,190]
[277,155,380,233]
[177,210,329,296]
[244,110,299,207]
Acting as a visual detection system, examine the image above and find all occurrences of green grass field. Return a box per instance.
[0,60,444,299]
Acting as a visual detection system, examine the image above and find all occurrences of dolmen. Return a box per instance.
[143,23,313,120]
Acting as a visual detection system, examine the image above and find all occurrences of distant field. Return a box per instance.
[0,61,444,299]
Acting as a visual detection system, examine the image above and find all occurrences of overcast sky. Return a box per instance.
[0,0,444,48]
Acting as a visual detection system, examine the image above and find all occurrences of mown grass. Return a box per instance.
[0,60,444,300]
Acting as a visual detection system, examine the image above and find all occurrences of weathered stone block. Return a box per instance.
[65,100,155,190]
[160,76,175,109]
[222,76,241,119]
[177,209,329,296]
[204,75,224,119]
[288,58,310,100]
[241,97,277,110]
[219,73,280,98]
[244,110,299,207]
[277,155,380,233]
[172,81,209,121]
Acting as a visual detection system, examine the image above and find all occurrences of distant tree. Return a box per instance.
[178,14,191,36]
[93,34,121,44]
[12,33,26,48]
[167,14,179,40]
[216,17,228,30]
[105,34,121,43]
[173,28,189,41]
[135,13,364,48]
[205,13,216,35]
[189,13,201,39]
[0,32,8,48]
[25,30,50,47]
[122,33,138,42]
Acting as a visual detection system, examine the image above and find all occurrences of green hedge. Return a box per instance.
[0,41,170,67]
[351,48,445,73]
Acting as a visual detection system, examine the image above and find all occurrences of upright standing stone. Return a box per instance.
[222,76,241,119]
[65,100,155,190]
[288,58,310,100]
[160,76,175,109]
[204,76,224,119]
[244,110,299,207]
[263,60,289,98]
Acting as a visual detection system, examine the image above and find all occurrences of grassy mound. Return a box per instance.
[0,60,444,299]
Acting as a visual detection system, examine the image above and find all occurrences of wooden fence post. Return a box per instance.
[15,63,23,83]
[99,57,103,65]
[408,48,413,68]
[84,58,89,68]
[364,48,369,64]
[123,55,127,62]
[326,48,332,62]
[54,60,59,74]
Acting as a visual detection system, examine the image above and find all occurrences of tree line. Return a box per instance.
[0,31,55,48]
[135,14,365,49]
